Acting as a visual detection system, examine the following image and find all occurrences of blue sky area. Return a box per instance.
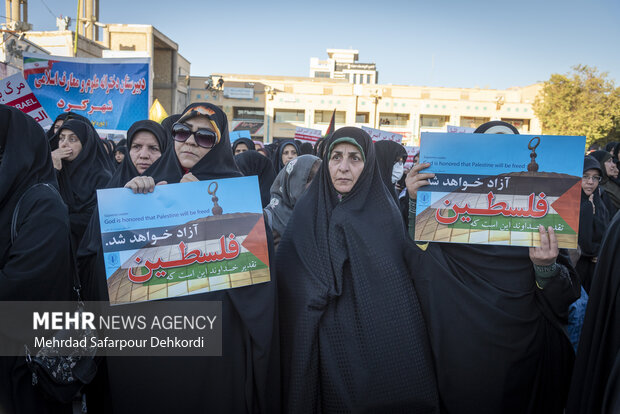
[22,0,620,89]
[97,176,262,233]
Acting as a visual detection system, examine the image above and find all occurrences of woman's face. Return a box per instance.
[58,129,83,161]
[53,119,64,134]
[115,150,125,164]
[582,169,600,196]
[328,142,364,194]
[281,144,298,166]
[604,158,619,179]
[174,116,213,170]
[234,143,249,155]
[130,131,162,174]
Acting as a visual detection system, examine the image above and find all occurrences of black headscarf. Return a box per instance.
[276,126,439,412]
[299,142,313,155]
[0,105,74,412]
[591,150,620,212]
[77,120,169,309]
[374,140,407,203]
[104,103,279,414]
[232,137,256,153]
[0,105,57,255]
[147,103,241,183]
[234,150,276,208]
[407,119,580,413]
[113,145,127,163]
[46,112,70,148]
[160,113,181,140]
[106,120,168,188]
[567,210,620,413]
[605,141,618,154]
[578,156,609,255]
[590,150,613,182]
[47,111,100,151]
[273,139,300,173]
[576,156,610,293]
[56,119,113,210]
[314,136,328,158]
[54,119,114,251]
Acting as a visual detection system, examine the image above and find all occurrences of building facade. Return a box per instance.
[310,49,378,84]
[188,73,542,146]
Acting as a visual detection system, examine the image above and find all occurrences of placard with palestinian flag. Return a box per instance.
[97,177,270,305]
[415,132,585,248]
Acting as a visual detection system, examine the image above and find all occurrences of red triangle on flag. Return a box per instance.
[550,181,581,233]
[241,216,270,268]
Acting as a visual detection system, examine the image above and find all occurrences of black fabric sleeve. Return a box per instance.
[0,189,73,302]
[538,250,581,323]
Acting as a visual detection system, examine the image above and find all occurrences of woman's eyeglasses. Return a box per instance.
[172,123,219,149]
[582,175,602,183]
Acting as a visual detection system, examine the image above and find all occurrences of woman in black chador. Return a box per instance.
[0,105,73,413]
[404,121,580,413]
[567,210,620,413]
[276,127,439,413]
[234,149,276,208]
[53,119,113,249]
[104,103,280,414]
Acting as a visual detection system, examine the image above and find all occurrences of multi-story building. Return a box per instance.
[310,49,378,84]
[2,0,190,115]
[188,72,542,146]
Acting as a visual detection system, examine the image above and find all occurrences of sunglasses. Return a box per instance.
[172,123,219,149]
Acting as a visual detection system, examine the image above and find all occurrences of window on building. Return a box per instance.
[501,118,530,133]
[315,110,346,124]
[379,113,410,127]
[314,71,331,78]
[356,112,370,123]
[274,109,305,123]
[233,107,265,120]
[420,115,449,128]
[459,116,490,128]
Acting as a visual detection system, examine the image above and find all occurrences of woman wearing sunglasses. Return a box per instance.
[124,104,238,192]
[107,103,280,414]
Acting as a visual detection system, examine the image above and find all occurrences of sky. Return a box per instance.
[19,0,620,89]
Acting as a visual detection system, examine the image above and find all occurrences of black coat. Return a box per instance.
[410,241,580,413]
[103,103,280,414]
[0,105,74,414]
[276,127,439,413]
[55,119,113,249]
[234,150,276,208]
[567,210,620,414]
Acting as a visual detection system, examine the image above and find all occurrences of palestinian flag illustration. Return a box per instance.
[105,213,270,305]
[415,171,580,248]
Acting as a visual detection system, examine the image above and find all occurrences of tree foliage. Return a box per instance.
[533,65,620,147]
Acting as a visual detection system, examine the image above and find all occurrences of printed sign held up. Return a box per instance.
[361,126,403,143]
[294,126,322,143]
[0,73,51,127]
[97,177,271,305]
[415,132,585,248]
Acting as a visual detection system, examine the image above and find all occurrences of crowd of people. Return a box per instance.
[1,102,619,413]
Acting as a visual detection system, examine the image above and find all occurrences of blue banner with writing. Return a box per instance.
[23,52,150,134]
